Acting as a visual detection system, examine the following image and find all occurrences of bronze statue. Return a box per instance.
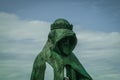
[30,18,93,80]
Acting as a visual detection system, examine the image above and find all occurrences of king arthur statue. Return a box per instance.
[30,18,93,80]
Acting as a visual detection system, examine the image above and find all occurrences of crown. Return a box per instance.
[51,18,73,30]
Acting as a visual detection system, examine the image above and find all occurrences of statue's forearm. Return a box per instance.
[31,55,46,80]
[31,68,44,80]
[31,63,46,80]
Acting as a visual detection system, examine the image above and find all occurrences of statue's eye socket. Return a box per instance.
[58,35,76,47]
[60,36,75,45]
[62,39,69,43]
[61,37,69,43]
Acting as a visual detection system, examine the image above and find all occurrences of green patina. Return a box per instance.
[30,18,93,80]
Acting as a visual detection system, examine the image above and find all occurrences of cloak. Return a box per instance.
[31,19,93,80]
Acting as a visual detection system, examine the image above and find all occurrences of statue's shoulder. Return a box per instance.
[39,49,55,60]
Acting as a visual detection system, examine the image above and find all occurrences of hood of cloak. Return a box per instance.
[46,18,77,56]
[40,18,92,80]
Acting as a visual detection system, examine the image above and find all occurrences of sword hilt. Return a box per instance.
[64,77,69,80]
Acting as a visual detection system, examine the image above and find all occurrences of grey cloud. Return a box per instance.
[0,12,120,80]
[74,30,120,80]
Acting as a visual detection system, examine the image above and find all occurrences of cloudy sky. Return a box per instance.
[0,0,120,80]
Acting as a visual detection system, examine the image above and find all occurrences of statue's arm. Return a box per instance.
[30,54,46,80]
[47,51,64,80]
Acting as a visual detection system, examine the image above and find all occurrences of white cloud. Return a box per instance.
[0,12,50,55]
[0,12,50,40]
[76,31,120,48]
[74,30,120,58]
[0,12,120,80]
[74,30,120,80]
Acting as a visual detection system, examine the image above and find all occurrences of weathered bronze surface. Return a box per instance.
[30,18,92,80]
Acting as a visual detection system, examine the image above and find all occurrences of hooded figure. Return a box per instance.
[30,19,93,80]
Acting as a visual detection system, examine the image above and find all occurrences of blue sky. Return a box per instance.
[0,0,120,80]
[0,0,120,32]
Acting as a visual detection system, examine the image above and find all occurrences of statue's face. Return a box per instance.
[58,37,75,55]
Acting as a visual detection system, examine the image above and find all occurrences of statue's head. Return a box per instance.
[48,18,77,56]
[51,18,73,30]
